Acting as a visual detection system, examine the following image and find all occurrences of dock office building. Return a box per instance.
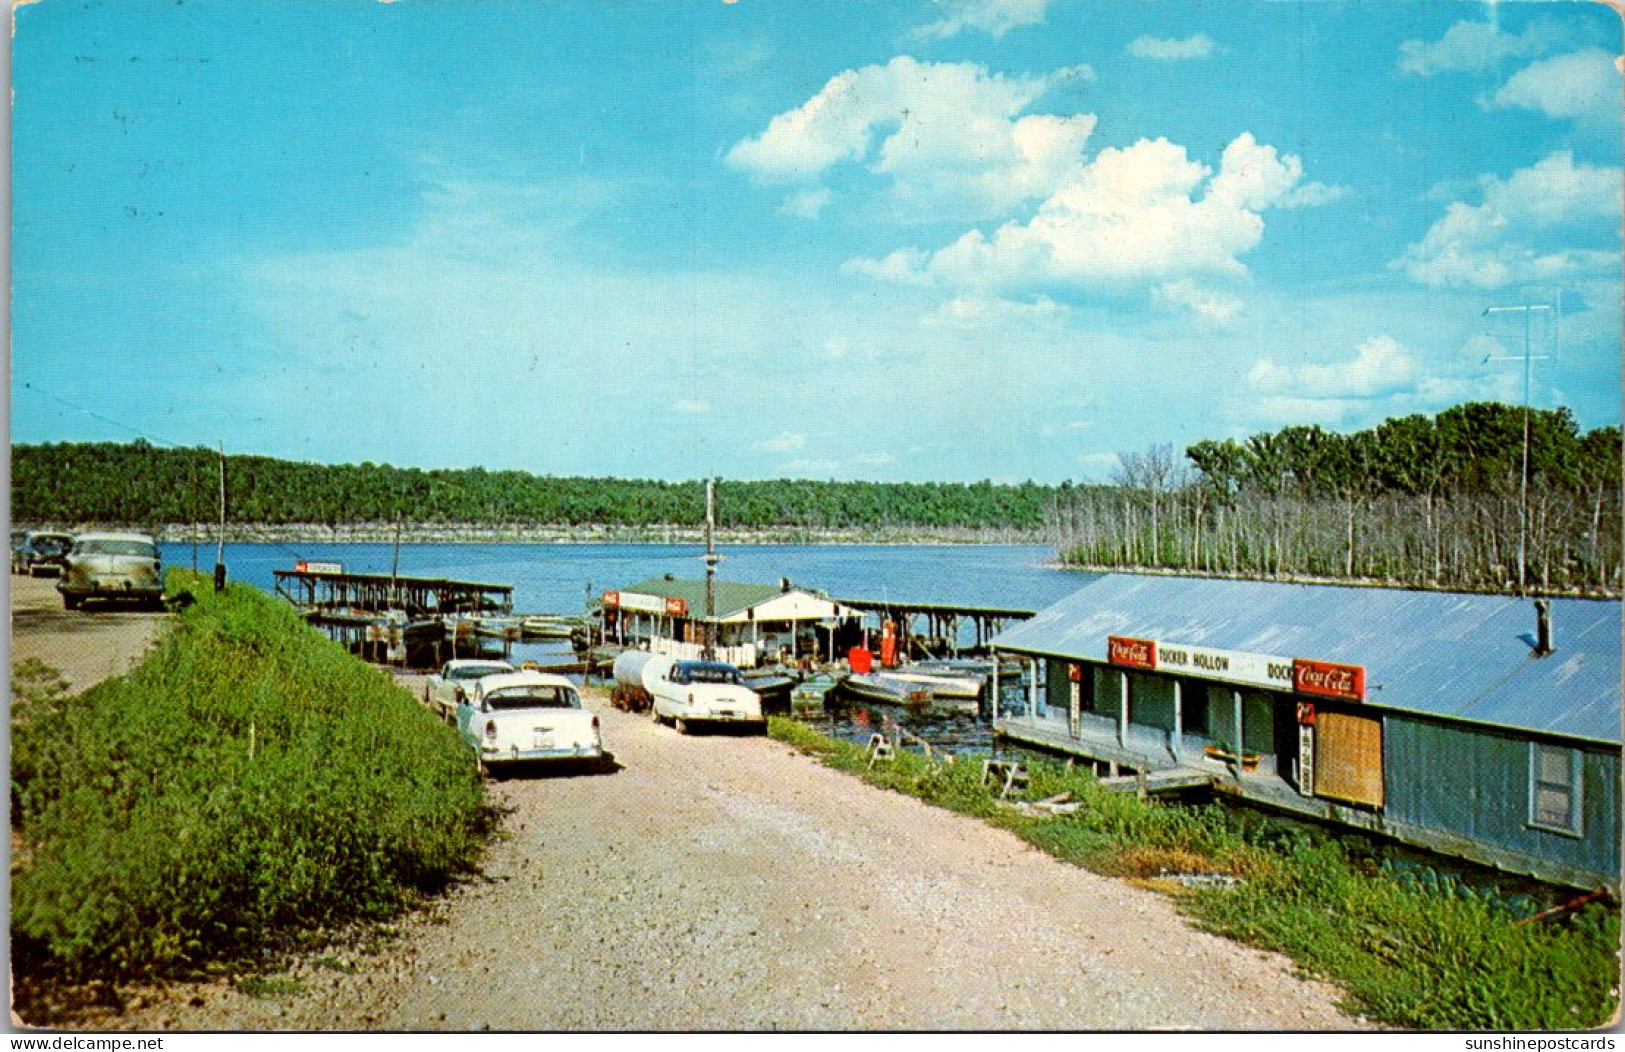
[991,574,1621,889]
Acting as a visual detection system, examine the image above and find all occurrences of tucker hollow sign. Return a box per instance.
[1107,635,1365,701]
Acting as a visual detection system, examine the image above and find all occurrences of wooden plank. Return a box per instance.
[1315,710,1384,807]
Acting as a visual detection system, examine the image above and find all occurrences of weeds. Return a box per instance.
[11,572,493,984]
[767,717,1621,1030]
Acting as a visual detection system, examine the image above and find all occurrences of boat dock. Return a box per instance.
[835,595,1035,656]
[274,567,514,619]
[274,567,516,664]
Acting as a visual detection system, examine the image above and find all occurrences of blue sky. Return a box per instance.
[10,0,1621,483]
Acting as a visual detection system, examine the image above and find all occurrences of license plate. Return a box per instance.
[533,730,553,749]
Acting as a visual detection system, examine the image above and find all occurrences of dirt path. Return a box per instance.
[96,688,1363,1031]
[8,574,170,693]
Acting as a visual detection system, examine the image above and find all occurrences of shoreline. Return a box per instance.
[24,522,1054,547]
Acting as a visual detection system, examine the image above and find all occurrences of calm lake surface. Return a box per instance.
[160,541,1096,621]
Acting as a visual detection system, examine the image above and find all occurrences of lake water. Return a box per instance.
[160,540,1096,622]
[162,539,1091,750]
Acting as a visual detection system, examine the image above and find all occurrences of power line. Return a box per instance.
[18,381,199,451]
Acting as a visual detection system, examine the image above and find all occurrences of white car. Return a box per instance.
[455,671,606,772]
[650,659,765,733]
[423,658,515,723]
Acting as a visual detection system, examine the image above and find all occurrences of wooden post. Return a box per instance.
[990,646,1000,722]
[1171,679,1183,761]
[1028,657,1040,718]
[1118,669,1129,748]
[1232,688,1244,782]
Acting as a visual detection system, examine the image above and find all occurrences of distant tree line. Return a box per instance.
[1048,403,1622,596]
[10,441,1054,532]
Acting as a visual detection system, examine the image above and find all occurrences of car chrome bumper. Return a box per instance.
[482,744,604,763]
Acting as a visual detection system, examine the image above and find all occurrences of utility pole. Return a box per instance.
[1483,300,1554,595]
[214,444,228,593]
[703,478,721,660]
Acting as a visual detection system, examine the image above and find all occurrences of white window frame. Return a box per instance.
[1527,742,1584,838]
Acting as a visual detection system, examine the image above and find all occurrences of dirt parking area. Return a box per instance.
[90,686,1363,1031]
[8,573,170,693]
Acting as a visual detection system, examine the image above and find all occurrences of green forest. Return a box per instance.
[1051,402,1621,595]
[12,400,1621,594]
[9,442,1053,532]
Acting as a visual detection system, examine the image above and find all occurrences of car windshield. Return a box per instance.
[76,539,157,558]
[672,663,742,685]
[449,664,511,681]
[485,685,579,710]
[31,536,73,555]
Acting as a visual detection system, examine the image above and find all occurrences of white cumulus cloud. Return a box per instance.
[916,0,1047,39]
[1398,19,1557,76]
[1493,48,1620,122]
[727,57,1097,219]
[847,132,1307,309]
[1249,335,1420,399]
[1127,33,1217,61]
[1394,151,1622,289]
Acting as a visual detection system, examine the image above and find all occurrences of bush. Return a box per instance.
[11,572,492,981]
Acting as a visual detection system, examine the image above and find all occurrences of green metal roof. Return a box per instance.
[621,577,793,620]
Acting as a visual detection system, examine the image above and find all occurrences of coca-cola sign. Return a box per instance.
[665,596,688,617]
[1292,659,1365,701]
[602,590,621,609]
[1108,635,1157,670]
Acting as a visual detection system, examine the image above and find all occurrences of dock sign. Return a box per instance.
[295,560,343,575]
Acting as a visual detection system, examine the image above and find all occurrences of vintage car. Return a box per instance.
[57,532,164,610]
[649,659,765,733]
[21,531,75,578]
[455,670,605,772]
[422,658,515,723]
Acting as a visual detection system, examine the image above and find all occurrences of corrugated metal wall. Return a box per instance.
[1385,715,1621,882]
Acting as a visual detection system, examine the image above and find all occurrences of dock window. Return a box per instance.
[1528,743,1583,836]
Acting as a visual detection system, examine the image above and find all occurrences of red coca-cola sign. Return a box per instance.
[602,590,621,608]
[1292,659,1365,701]
[665,596,688,617]
[1108,635,1157,670]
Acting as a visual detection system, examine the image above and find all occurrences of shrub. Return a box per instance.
[11,573,492,981]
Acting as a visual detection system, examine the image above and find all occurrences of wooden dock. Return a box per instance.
[274,568,513,620]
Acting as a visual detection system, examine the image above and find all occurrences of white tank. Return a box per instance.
[611,650,673,692]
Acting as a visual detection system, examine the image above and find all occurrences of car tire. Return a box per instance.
[62,594,82,611]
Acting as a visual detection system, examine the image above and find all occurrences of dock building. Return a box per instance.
[990,574,1621,889]
[605,577,863,667]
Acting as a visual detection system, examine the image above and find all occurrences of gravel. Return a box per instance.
[8,591,1367,1032]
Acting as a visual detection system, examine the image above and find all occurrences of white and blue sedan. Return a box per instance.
[456,670,606,773]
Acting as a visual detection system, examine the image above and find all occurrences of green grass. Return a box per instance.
[768,717,1621,1030]
[11,572,493,983]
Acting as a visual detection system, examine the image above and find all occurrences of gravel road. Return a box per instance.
[8,574,169,693]
[10,580,1363,1031]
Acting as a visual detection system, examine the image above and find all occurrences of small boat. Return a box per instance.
[790,671,845,714]
[841,672,934,707]
[521,614,581,640]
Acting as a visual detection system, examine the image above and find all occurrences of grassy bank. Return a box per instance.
[768,718,1620,1030]
[10,572,492,986]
